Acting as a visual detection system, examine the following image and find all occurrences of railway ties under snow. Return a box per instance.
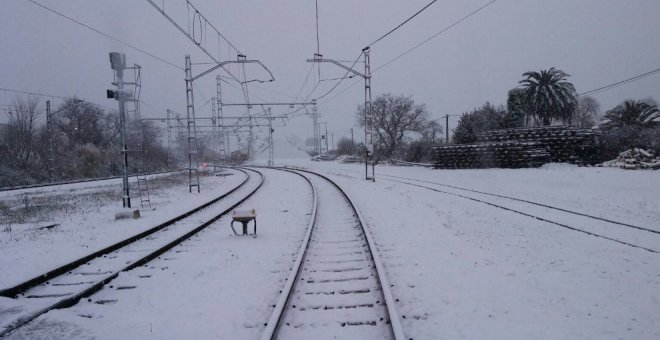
[0,168,264,337]
[262,169,405,340]
[380,174,660,254]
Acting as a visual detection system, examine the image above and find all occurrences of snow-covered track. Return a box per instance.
[383,174,660,254]
[261,168,405,340]
[0,168,264,337]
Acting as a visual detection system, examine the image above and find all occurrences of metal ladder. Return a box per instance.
[135,144,151,208]
[125,64,151,206]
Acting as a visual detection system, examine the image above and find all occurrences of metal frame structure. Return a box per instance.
[308,48,375,181]
[108,52,133,207]
[183,54,274,192]
[217,101,313,166]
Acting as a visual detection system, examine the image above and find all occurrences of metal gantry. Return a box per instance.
[307,49,375,181]
[183,54,275,191]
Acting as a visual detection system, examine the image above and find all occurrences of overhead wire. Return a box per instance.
[313,52,364,102]
[368,0,438,48]
[373,0,498,74]
[295,64,316,101]
[26,0,183,71]
[318,0,498,105]
[578,67,660,97]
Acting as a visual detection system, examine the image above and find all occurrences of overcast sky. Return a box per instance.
[2,0,660,148]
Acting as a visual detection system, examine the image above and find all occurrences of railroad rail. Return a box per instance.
[0,168,264,337]
[261,168,405,340]
[379,173,660,254]
[0,169,185,193]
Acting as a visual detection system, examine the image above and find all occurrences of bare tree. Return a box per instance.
[574,96,600,128]
[356,93,429,158]
[3,96,40,169]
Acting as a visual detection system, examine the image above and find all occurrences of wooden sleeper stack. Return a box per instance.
[433,126,600,169]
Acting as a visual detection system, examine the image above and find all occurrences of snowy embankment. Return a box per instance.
[0,170,246,288]
[2,161,659,339]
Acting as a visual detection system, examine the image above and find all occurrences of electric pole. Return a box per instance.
[268,108,274,167]
[307,48,374,181]
[312,100,319,155]
[445,114,449,144]
[46,100,54,183]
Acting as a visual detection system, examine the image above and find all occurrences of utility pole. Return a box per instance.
[46,100,54,183]
[176,113,183,163]
[312,100,319,155]
[184,55,200,193]
[308,49,374,181]
[108,52,131,208]
[211,96,217,166]
[442,114,460,144]
[363,47,374,181]
[166,109,173,168]
[320,122,329,153]
[445,114,449,144]
[267,108,274,167]
[216,75,226,165]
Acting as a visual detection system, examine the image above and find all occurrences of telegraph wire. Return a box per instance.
[373,0,498,74]
[368,0,438,48]
[26,0,184,71]
[578,67,660,97]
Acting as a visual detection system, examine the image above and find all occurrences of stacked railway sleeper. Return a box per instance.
[0,168,263,337]
[432,142,549,169]
[262,169,404,340]
[433,126,600,169]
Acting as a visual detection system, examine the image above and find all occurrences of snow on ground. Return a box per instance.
[0,170,246,288]
[1,160,659,339]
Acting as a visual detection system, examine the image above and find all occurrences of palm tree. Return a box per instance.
[518,67,577,126]
[599,100,659,130]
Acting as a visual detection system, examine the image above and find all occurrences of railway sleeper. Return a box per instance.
[307,276,370,283]
[341,320,378,327]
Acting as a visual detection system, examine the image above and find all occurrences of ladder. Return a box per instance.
[135,144,151,208]
[125,65,152,206]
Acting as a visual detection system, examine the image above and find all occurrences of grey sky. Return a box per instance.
[1,0,659,146]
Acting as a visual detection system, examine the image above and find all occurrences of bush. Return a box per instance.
[597,126,660,161]
[453,103,522,144]
[336,137,357,156]
[403,140,434,163]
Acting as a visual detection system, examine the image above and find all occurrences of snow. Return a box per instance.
[1,161,659,339]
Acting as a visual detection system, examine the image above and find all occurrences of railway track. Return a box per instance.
[262,169,405,340]
[378,173,660,254]
[0,169,185,193]
[0,168,264,337]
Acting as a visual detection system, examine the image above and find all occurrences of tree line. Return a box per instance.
[0,96,172,187]
[337,67,659,163]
